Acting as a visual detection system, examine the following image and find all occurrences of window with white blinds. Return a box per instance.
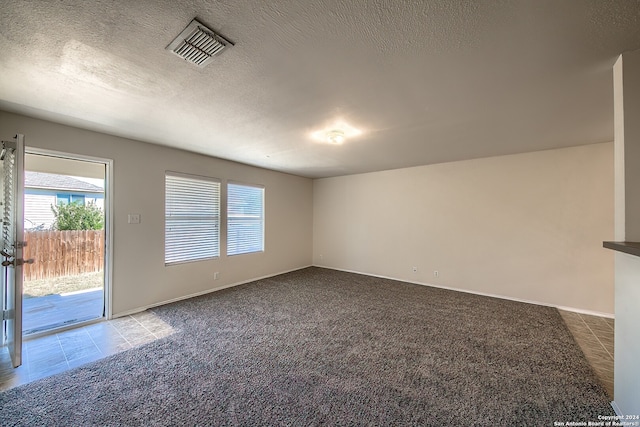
[165,172,220,265]
[227,182,264,256]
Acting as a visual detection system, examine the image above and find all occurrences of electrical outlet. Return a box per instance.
[214,272,219,280]
[434,270,439,278]
[128,214,141,224]
[412,266,417,273]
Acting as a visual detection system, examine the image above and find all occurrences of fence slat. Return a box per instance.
[23,230,104,281]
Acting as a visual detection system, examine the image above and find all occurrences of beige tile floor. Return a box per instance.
[0,310,174,391]
[559,310,614,399]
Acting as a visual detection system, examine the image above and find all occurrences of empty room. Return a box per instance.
[1,1,640,425]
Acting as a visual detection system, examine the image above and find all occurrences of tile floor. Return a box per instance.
[0,310,174,391]
[559,310,614,399]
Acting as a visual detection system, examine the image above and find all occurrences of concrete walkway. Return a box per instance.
[22,289,103,334]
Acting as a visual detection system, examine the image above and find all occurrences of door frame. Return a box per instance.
[25,147,114,320]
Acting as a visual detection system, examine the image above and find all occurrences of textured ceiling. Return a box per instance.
[1,0,639,178]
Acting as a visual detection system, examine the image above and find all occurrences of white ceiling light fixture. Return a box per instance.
[166,19,234,67]
[326,129,345,145]
[311,120,363,145]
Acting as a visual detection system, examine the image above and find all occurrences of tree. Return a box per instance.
[51,201,104,230]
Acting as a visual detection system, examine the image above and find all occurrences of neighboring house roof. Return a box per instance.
[25,171,103,193]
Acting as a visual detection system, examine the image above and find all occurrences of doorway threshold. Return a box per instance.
[24,316,104,340]
[23,288,104,337]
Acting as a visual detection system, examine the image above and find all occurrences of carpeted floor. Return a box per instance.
[0,267,613,426]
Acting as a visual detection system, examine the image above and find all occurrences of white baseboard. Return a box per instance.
[112,265,313,318]
[313,264,615,319]
[555,305,615,319]
[611,401,622,416]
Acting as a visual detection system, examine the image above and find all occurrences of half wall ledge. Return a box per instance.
[603,241,640,258]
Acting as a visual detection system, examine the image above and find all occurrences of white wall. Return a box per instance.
[614,253,640,414]
[313,143,614,314]
[0,111,313,316]
[612,50,640,417]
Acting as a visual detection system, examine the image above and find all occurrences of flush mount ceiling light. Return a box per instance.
[166,18,233,67]
[326,130,345,145]
[311,120,363,145]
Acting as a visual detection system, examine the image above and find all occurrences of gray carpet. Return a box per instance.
[1,267,613,426]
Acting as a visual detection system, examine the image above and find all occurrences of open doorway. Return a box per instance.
[21,152,108,335]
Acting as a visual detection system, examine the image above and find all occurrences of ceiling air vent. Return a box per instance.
[166,19,233,67]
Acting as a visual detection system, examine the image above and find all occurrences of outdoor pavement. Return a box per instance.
[22,289,103,335]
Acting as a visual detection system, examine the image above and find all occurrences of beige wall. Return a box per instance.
[313,143,614,314]
[0,110,615,317]
[0,111,313,316]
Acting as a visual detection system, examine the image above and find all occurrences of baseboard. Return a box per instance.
[112,265,313,318]
[313,264,615,318]
[611,401,622,417]
[555,305,615,319]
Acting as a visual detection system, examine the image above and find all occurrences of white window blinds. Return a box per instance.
[165,172,220,265]
[227,183,264,256]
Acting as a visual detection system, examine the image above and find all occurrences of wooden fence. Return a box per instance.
[23,230,104,281]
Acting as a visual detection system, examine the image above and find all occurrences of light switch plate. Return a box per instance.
[128,214,141,224]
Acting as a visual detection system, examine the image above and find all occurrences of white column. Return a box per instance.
[612,49,640,416]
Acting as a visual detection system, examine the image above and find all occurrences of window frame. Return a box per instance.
[56,193,86,205]
[164,171,221,266]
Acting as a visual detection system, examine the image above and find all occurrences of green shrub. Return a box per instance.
[51,201,104,230]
